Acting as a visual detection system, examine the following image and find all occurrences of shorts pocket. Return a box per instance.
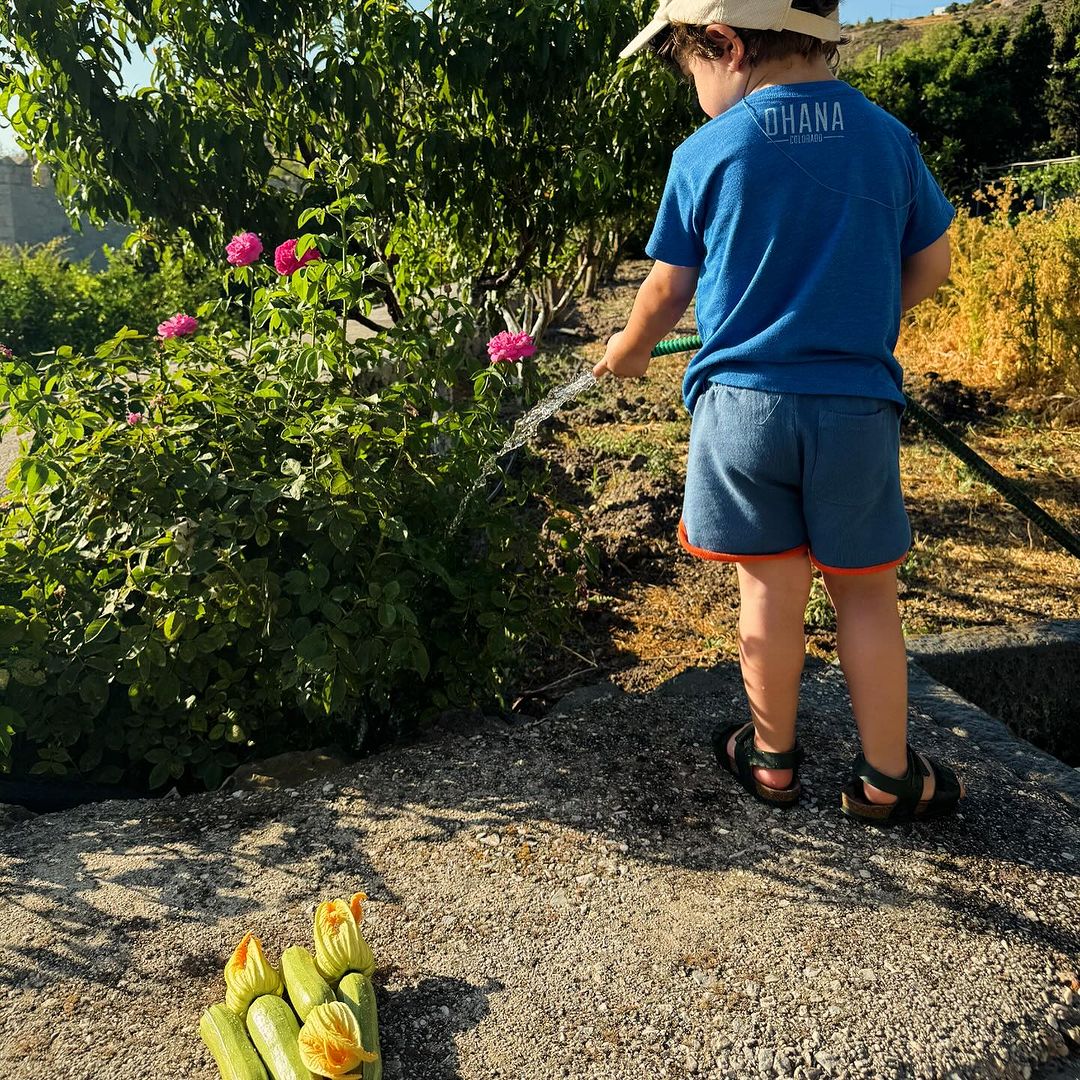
[716,386,784,426]
[810,406,898,509]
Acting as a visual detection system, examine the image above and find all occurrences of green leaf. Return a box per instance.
[412,642,430,679]
[22,460,54,495]
[148,760,173,788]
[329,518,355,552]
[78,674,110,712]
[297,627,328,663]
[163,611,185,641]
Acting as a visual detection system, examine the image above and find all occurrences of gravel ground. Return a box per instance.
[0,662,1077,1080]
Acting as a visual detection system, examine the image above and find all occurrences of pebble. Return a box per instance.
[775,1051,795,1075]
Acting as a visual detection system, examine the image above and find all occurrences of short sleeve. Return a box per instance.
[901,134,955,260]
[646,153,705,268]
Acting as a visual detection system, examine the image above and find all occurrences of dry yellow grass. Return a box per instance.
[901,186,1080,422]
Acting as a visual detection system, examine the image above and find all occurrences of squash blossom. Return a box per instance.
[298,1001,377,1079]
[313,893,375,981]
[224,931,284,1014]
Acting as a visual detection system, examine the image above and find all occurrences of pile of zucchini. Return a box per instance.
[199,894,381,1080]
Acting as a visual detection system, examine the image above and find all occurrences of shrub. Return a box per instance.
[0,240,223,358]
[899,184,1080,403]
[1011,161,1080,204]
[0,194,585,790]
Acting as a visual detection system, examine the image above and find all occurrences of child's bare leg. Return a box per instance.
[820,568,935,804]
[727,555,812,789]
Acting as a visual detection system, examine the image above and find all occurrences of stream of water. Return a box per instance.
[449,367,597,534]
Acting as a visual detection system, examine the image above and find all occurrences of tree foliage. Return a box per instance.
[1046,0,1080,153]
[844,5,1074,196]
[0,0,693,334]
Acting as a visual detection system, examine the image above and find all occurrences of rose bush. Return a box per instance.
[0,191,585,790]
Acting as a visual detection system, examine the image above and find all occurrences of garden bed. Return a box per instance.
[516,261,1080,743]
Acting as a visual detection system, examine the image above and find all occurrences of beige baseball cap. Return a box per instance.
[619,0,842,59]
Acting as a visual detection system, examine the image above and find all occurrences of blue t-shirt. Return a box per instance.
[645,80,955,413]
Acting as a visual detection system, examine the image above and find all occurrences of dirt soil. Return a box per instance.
[513,260,1080,710]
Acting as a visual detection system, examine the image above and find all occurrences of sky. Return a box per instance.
[0,0,949,155]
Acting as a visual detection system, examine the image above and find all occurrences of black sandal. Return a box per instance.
[841,746,963,825]
[712,721,803,807]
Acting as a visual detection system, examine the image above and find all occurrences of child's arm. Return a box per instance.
[901,232,950,312]
[593,261,699,379]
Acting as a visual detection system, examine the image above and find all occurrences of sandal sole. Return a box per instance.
[752,781,801,807]
[840,785,960,826]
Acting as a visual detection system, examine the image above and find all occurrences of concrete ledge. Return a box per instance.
[907,620,1080,777]
[908,660,1080,812]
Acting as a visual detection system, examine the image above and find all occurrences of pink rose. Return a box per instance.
[158,313,198,338]
[274,239,322,276]
[0,344,12,359]
[127,412,144,426]
[487,331,537,364]
[226,231,263,267]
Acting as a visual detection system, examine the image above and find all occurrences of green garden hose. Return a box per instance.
[651,335,704,359]
[650,335,1080,562]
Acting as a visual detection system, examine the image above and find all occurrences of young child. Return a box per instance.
[595,0,963,824]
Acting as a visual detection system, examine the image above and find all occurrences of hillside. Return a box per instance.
[841,0,1061,62]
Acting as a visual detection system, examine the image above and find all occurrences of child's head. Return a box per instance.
[651,4,843,75]
[621,0,843,117]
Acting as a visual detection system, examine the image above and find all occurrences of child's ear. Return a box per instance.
[704,22,744,64]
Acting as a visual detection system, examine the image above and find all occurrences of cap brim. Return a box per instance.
[618,16,670,60]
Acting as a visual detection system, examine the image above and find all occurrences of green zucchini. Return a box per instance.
[245,995,315,1080]
[199,1003,270,1080]
[281,945,337,1021]
[337,972,382,1080]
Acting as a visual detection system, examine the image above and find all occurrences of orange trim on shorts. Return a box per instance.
[809,551,909,575]
[678,519,809,563]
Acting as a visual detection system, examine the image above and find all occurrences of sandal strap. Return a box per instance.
[923,755,963,806]
[746,743,804,771]
[733,724,802,784]
[852,746,925,813]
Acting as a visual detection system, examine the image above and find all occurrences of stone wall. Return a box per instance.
[0,156,127,267]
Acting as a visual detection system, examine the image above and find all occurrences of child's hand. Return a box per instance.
[593,330,652,379]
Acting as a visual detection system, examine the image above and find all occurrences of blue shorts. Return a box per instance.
[680,385,911,574]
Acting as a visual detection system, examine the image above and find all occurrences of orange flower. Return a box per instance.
[224,932,283,1014]
[313,893,374,982]
[298,1002,377,1078]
